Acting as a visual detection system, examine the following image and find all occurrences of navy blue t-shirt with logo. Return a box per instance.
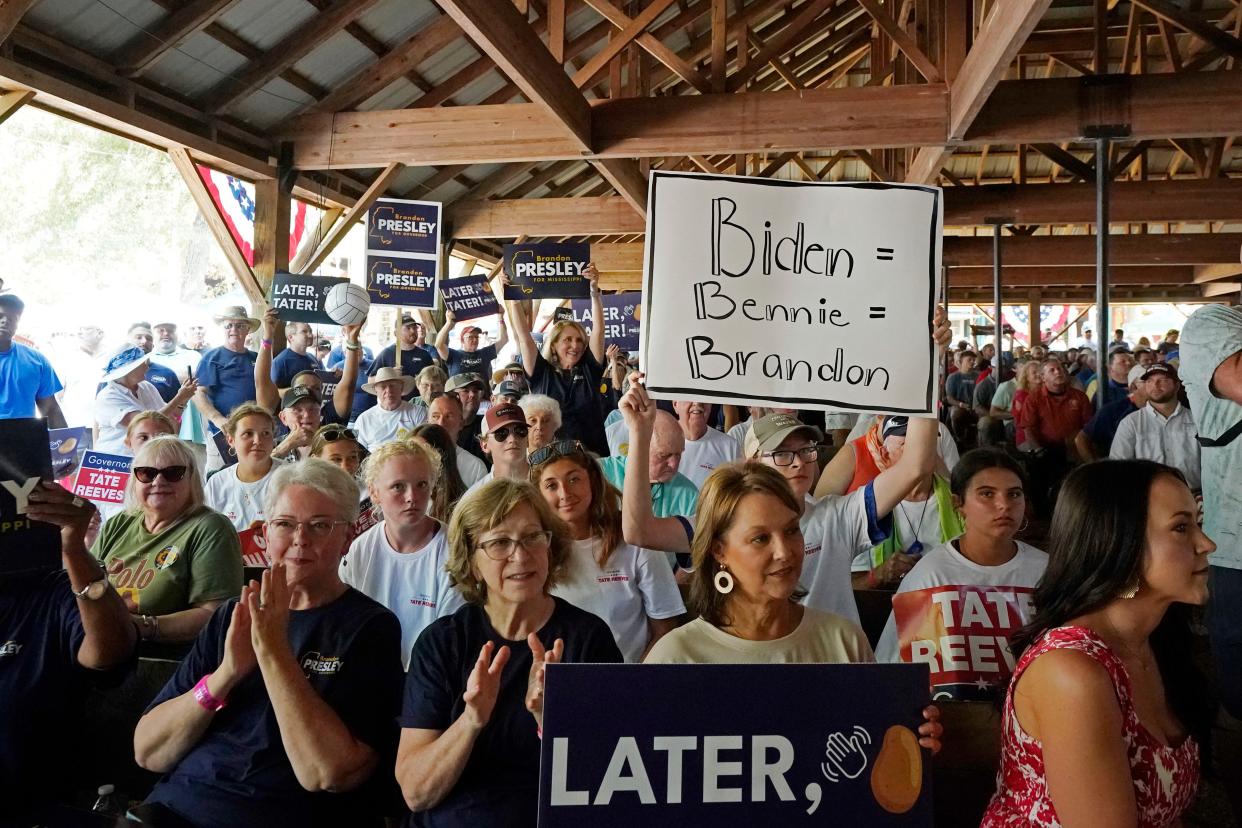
[445,345,497,379]
[401,597,622,828]
[144,361,183,403]
[144,589,404,828]
[271,348,323,389]
[528,351,608,456]
[195,346,259,429]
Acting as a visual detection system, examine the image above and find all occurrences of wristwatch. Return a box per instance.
[74,576,111,601]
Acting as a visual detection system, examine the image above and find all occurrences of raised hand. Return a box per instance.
[262,308,279,338]
[618,380,657,433]
[917,705,943,755]
[247,563,292,659]
[931,305,952,350]
[525,634,564,730]
[220,582,259,685]
[445,309,457,325]
[462,641,511,730]
[584,263,600,286]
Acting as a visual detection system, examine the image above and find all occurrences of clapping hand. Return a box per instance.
[219,581,259,686]
[246,563,292,659]
[463,641,510,730]
[525,634,563,731]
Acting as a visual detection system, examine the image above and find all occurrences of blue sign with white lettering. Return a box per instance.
[569,292,641,352]
[366,255,438,309]
[538,663,932,826]
[503,242,591,299]
[367,198,441,256]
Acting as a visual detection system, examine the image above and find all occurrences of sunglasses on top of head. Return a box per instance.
[133,465,189,483]
[527,439,587,467]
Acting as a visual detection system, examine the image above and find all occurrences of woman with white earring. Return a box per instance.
[874,448,1048,700]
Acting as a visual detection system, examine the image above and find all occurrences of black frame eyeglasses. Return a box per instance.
[761,445,825,467]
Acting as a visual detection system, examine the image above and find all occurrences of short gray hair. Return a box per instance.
[519,394,562,429]
[263,458,361,524]
[125,436,204,515]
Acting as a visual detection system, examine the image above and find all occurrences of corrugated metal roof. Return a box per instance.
[291,29,376,92]
[216,0,319,52]
[231,75,315,126]
[143,34,250,98]
[23,0,165,55]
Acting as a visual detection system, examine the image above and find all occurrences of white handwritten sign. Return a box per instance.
[640,172,942,414]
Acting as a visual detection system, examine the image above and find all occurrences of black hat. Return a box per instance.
[882,416,909,440]
[281,386,321,410]
[0,293,25,314]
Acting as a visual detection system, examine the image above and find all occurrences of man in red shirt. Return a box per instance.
[1020,358,1093,456]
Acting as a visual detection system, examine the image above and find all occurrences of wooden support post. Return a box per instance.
[1028,291,1042,346]
[253,160,291,353]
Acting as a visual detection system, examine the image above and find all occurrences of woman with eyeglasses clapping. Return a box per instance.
[529,436,686,663]
[91,435,242,642]
[397,478,622,828]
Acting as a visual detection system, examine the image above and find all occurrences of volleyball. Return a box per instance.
[325,283,370,326]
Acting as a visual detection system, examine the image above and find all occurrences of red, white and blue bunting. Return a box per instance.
[196,165,308,265]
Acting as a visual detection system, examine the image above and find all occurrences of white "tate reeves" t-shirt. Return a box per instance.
[341,520,465,669]
[551,537,685,663]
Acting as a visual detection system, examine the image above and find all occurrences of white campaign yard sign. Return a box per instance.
[640,171,942,415]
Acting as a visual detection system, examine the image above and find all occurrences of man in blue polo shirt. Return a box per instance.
[0,293,67,426]
[194,305,259,468]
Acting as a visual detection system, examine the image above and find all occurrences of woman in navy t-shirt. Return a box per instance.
[397,478,622,827]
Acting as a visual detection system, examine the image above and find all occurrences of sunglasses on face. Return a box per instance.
[491,425,529,443]
[528,439,587,466]
[133,465,189,483]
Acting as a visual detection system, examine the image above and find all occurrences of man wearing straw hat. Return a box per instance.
[193,306,260,470]
[353,366,427,450]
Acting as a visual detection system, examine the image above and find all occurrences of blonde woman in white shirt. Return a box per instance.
[341,438,464,668]
[204,403,281,531]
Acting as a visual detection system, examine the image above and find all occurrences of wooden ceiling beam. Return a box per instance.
[0,0,37,44]
[572,0,678,89]
[855,0,942,83]
[0,87,33,127]
[948,265,1193,287]
[299,162,404,275]
[1028,142,1095,181]
[300,15,462,115]
[726,0,835,91]
[437,0,591,150]
[450,196,644,238]
[579,0,712,93]
[1131,0,1242,61]
[944,232,1242,267]
[201,0,383,113]
[111,0,242,76]
[907,0,1055,184]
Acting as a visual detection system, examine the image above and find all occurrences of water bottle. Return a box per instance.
[92,783,125,816]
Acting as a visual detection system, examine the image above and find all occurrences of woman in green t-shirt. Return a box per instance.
[93,435,242,642]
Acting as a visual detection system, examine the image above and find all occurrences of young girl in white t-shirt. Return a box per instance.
[205,403,281,531]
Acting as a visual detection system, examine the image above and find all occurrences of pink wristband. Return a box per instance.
[193,674,227,712]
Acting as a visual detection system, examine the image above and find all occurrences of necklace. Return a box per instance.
[1097,619,1153,672]
[897,493,933,555]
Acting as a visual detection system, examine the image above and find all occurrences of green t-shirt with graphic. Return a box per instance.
[92,508,243,615]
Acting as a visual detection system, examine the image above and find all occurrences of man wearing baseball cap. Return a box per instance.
[149,320,201,383]
[465,403,531,495]
[1075,362,1149,461]
[445,372,487,463]
[1109,363,1201,490]
[492,379,523,404]
[434,308,507,379]
[0,293,66,426]
[272,386,323,461]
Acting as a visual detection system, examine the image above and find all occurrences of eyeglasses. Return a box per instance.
[762,445,825,466]
[320,427,358,442]
[223,322,249,330]
[491,425,529,443]
[267,518,350,537]
[476,530,553,560]
[133,465,189,483]
[528,439,586,466]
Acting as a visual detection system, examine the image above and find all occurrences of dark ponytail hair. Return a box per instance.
[1010,460,1212,741]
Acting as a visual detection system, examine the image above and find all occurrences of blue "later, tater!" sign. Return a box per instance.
[538,663,932,827]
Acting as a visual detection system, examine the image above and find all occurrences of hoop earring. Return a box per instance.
[1119,580,1140,599]
[714,567,734,595]
[1018,516,1029,533]
[227,446,236,457]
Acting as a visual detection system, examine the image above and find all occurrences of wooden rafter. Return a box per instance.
[906,0,1055,183]
[201,0,383,113]
[0,0,37,44]
[0,87,33,127]
[726,0,835,91]
[112,0,241,76]
[572,0,678,89]
[1028,143,1095,181]
[299,162,404,275]
[1131,0,1242,61]
[579,0,711,92]
[855,0,943,82]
